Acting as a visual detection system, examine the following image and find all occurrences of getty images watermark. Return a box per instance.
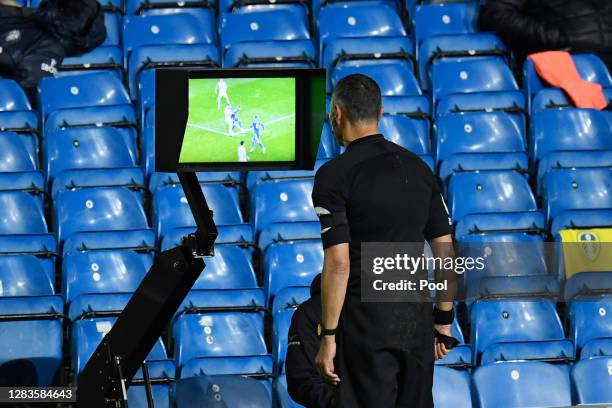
[361,242,487,302]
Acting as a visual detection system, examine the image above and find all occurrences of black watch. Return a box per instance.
[317,323,337,337]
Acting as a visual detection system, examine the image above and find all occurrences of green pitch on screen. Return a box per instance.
[179,77,296,163]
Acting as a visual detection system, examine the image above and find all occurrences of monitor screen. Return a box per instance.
[155,68,325,172]
[179,77,297,164]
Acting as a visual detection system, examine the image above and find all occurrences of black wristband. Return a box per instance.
[433,307,454,325]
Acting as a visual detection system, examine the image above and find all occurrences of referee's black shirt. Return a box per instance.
[312,134,452,296]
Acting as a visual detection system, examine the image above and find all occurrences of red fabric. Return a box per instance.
[529,51,608,110]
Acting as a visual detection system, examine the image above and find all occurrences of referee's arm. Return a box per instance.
[311,166,351,385]
[425,174,456,359]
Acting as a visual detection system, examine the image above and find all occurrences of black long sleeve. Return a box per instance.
[285,298,335,408]
[478,0,568,53]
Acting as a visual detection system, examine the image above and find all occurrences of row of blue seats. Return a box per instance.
[1,282,610,391]
[2,59,609,185]
[1,165,607,241]
[13,1,506,98]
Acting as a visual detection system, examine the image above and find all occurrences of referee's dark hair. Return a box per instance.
[332,74,382,124]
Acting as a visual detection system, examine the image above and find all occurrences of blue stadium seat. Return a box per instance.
[414,3,478,49]
[321,37,414,89]
[319,3,406,54]
[51,167,145,199]
[44,127,138,181]
[433,366,472,408]
[258,221,320,253]
[0,255,54,296]
[71,316,169,375]
[63,249,153,303]
[544,168,612,225]
[172,289,268,368]
[431,57,518,110]
[435,112,527,178]
[571,356,612,404]
[0,132,38,172]
[122,13,218,97]
[174,375,272,407]
[552,208,612,238]
[0,79,37,132]
[447,170,537,223]
[0,296,63,386]
[532,109,612,164]
[379,114,431,157]
[192,245,257,290]
[419,33,506,90]
[470,299,571,365]
[54,187,148,242]
[537,150,612,198]
[0,190,47,235]
[524,53,612,106]
[331,60,421,96]
[250,179,317,236]
[38,72,134,131]
[264,241,323,306]
[153,183,243,239]
[220,10,312,68]
[570,298,612,359]
[473,361,572,408]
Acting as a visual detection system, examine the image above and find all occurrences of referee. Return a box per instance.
[312,74,455,407]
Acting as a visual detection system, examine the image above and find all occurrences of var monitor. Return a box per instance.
[155,68,326,172]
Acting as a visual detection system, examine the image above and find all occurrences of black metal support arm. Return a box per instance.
[76,171,218,408]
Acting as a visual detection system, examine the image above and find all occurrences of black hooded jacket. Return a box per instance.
[0,0,105,102]
[478,0,612,70]
[285,274,335,408]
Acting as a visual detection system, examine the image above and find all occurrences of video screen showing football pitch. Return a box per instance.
[179,77,296,164]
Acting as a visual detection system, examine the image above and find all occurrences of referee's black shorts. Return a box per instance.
[333,299,435,408]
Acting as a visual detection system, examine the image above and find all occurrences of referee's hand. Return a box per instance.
[434,324,452,360]
[315,337,340,385]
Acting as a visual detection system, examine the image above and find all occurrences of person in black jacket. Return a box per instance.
[0,0,105,104]
[478,0,612,71]
[286,274,335,408]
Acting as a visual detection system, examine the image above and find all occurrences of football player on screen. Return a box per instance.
[215,79,230,110]
[237,140,249,162]
[229,106,244,136]
[249,115,266,153]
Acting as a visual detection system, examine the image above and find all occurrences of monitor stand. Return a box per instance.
[76,172,218,407]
